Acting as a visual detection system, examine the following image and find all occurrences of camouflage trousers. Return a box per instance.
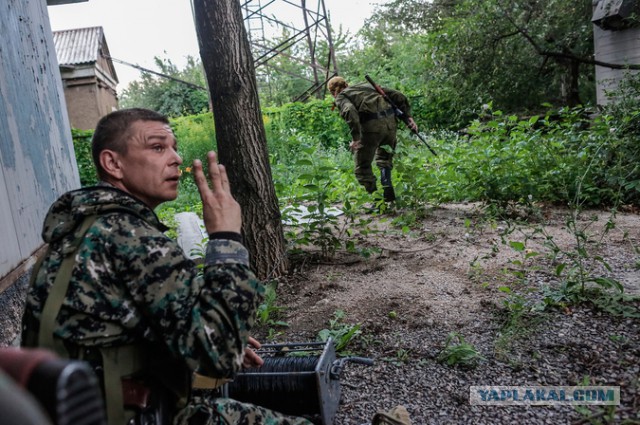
[173,396,313,425]
[354,130,397,193]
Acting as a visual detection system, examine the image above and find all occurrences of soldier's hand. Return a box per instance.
[349,140,363,153]
[193,151,242,234]
[242,337,264,369]
[407,117,418,132]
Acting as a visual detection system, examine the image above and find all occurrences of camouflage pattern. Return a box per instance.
[21,184,311,424]
[175,396,312,425]
[333,83,412,193]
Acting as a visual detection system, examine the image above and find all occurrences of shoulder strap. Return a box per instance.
[35,211,148,425]
[38,214,99,354]
[100,345,145,425]
[35,207,188,425]
[36,207,147,353]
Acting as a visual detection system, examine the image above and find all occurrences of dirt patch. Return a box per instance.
[257,202,640,424]
[278,202,639,333]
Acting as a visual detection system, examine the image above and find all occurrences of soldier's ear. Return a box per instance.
[99,149,124,180]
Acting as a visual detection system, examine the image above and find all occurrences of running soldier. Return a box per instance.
[328,76,418,203]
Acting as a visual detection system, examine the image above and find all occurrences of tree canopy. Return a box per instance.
[119,56,210,118]
[119,0,638,130]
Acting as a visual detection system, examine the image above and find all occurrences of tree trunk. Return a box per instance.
[193,0,288,280]
[566,59,582,107]
[558,59,582,107]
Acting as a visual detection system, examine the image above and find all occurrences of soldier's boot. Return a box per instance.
[380,168,396,202]
[361,182,382,213]
[363,181,377,200]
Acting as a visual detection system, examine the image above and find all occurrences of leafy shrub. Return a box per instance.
[264,99,350,151]
[170,112,217,168]
[72,128,97,187]
[256,281,289,328]
[437,332,485,368]
[317,310,362,354]
[426,105,636,208]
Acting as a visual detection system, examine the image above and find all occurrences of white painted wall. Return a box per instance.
[0,0,79,281]
[593,1,640,105]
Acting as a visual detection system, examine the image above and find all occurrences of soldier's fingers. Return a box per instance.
[248,336,261,349]
[192,159,211,198]
[218,164,231,193]
[206,151,224,193]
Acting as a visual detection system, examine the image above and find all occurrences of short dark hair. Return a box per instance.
[91,108,170,180]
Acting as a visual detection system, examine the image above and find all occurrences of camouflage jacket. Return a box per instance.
[334,83,412,141]
[21,184,263,380]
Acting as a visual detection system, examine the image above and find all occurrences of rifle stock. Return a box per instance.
[364,74,437,156]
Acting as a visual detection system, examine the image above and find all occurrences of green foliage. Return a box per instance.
[349,0,596,129]
[493,206,638,323]
[120,56,209,118]
[170,112,217,167]
[72,128,97,187]
[317,310,362,354]
[382,347,411,366]
[428,105,636,208]
[437,332,485,367]
[604,71,640,136]
[256,281,290,328]
[264,99,350,151]
[267,127,369,259]
[155,206,179,240]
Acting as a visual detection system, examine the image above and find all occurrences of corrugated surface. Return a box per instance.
[53,26,103,66]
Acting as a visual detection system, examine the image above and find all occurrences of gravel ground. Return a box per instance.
[254,203,640,425]
[2,203,638,424]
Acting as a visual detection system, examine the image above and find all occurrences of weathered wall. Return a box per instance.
[63,77,102,130]
[61,67,118,130]
[0,0,80,344]
[97,81,119,117]
[594,25,640,104]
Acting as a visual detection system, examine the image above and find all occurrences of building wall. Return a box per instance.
[593,21,640,105]
[61,68,118,130]
[96,80,119,118]
[63,76,102,130]
[0,0,80,344]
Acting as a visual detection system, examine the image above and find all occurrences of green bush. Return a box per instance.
[425,106,627,208]
[264,99,350,151]
[72,98,640,222]
[170,112,217,167]
[72,128,97,187]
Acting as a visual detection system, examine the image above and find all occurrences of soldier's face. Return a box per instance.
[118,120,183,209]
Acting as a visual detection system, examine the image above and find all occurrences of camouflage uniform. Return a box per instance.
[333,83,412,195]
[21,184,311,425]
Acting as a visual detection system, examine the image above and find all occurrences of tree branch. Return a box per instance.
[539,50,640,70]
[496,7,640,70]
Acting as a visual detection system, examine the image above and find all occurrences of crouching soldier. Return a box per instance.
[21,108,311,425]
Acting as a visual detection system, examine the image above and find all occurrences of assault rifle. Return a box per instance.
[365,74,437,156]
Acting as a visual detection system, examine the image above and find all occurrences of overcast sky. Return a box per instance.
[47,0,385,91]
